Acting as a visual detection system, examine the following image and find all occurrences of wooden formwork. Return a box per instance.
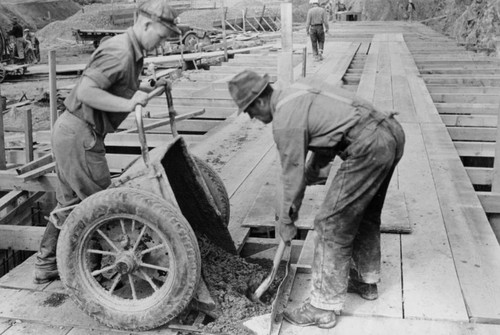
[0,21,500,335]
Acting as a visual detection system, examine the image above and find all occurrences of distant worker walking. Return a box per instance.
[407,0,416,21]
[228,70,405,329]
[306,0,329,61]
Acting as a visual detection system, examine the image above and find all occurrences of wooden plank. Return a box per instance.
[15,154,53,175]
[0,192,44,225]
[0,225,44,251]
[435,103,499,115]
[0,288,108,330]
[441,115,497,128]
[466,167,493,185]
[477,192,500,214]
[454,142,495,157]
[275,314,500,334]
[119,109,206,134]
[2,321,69,335]
[422,123,500,323]
[16,162,56,181]
[399,124,468,321]
[431,93,500,104]
[288,233,403,319]
[447,127,497,142]
[0,191,25,212]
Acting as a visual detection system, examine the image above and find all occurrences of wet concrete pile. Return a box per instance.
[197,237,285,334]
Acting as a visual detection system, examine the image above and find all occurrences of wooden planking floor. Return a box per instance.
[2,22,500,335]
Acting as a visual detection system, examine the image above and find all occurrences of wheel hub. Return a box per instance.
[115,252,139,275]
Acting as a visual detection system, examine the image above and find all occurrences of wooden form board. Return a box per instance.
[353,33,469,321]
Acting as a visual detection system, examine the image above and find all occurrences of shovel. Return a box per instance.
[250,239,289,302]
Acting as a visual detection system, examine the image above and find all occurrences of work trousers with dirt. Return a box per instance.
[35,111,111,271]
[309,25,325,57]
[309,108,405,311]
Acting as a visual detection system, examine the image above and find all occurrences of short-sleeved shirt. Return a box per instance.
[64,28,144,136]
[270,80,368,224]
[306,6,329,30]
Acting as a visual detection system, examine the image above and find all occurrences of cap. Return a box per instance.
[228,70,270,115]
[138,0,181,35]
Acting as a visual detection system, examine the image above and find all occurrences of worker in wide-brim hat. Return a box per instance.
[228,70,405,329]
[34,0,181,284]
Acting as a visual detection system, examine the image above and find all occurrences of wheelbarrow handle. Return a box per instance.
[135,86,166,167]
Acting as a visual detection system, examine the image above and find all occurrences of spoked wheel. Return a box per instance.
[183,33,199,49]
[192,156,230,226]
[0,64,5,83]
[57,188,201,331]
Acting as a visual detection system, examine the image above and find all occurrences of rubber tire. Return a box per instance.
[192,155,230,226]
[183,33,199,48]
[0,65,5,83]
[57,188,201,331]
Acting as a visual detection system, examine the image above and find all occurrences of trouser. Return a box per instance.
[309,108,405,311]
[309,25,325,56]
[35,111,111,270]
[15,37,24,59]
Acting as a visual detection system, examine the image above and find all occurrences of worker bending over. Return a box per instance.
[34,0,180,284]
[306,0,329,61]
[228,71,405,329]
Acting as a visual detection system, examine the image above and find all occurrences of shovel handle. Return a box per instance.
[252,239,288,301]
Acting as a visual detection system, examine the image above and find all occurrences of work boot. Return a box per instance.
[283,302,336,329]
[347,278,378,300]
[34,268,59,284]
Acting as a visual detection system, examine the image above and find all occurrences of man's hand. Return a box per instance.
[155,77,173,91]
[279,220,297,243]
[129,90,149,111]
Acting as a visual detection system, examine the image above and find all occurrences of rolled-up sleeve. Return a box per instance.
[274,127,309,224]
[83,52,124,90]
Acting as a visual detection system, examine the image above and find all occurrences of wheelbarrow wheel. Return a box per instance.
[57,187,201,331]
[193,156,230,226]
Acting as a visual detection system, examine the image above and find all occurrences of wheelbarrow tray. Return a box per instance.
[110,136,236,254]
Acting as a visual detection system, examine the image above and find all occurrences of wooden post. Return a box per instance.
[49,50,58,129]
[278,1,293,84]
[221,4,228,62]
[0,103,5,170]
[24,109,33,163]
[242,9,246,32]
[302,46,307,77]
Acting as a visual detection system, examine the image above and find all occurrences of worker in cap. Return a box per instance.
[306,0,329,61]
[228,70,405,328]
[34,0,180,284]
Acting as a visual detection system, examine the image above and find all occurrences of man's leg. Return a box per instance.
[34,112,110,284]
[317,29,325,60]
[310,28,319,60]
[284,120,403,328]
[350,118,405,299]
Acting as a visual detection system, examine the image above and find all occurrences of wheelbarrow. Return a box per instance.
[54,87,235,331]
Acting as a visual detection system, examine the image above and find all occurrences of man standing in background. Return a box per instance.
[306,0,329,61]
[8,17,25,60]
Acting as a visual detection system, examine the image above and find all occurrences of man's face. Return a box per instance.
[142,21,179,51]
[246,98,273,124]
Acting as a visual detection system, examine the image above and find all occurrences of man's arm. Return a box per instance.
[323,9,329,32]
[305,10,312,33]
[274,127,309,224]
[77,76,148,113]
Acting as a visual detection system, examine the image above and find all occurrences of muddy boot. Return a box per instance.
[283,302,336,329]
[34,222,60,284]
[347,279,378,300]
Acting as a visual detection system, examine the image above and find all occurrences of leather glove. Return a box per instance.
[279,219,297,243]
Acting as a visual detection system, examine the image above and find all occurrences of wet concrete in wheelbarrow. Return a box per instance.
[196,238,286,334]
